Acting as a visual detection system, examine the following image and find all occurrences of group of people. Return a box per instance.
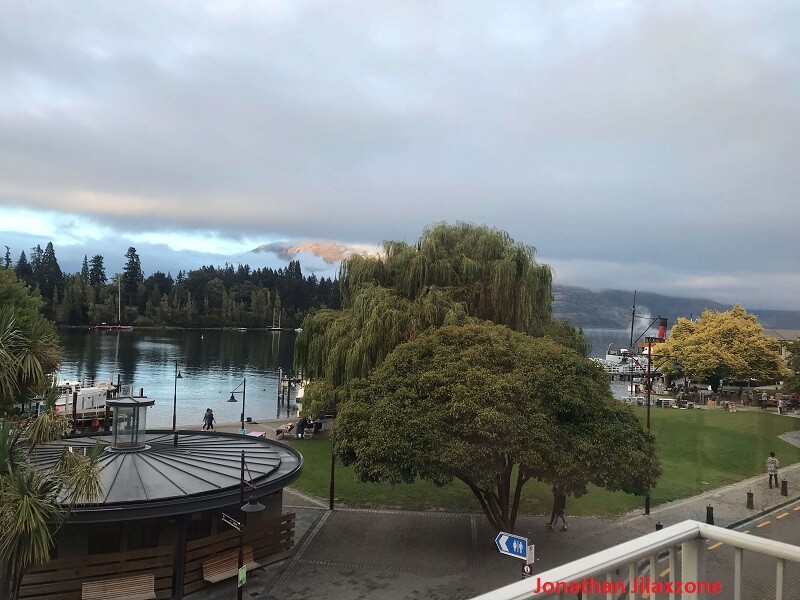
[202,408,215,430]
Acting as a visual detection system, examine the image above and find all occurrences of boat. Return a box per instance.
[237,327,247,332]
[52,379,116,423]
[95,276,133,331]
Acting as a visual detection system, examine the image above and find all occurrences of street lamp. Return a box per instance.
[228,378,246,435]
[172,361,183,447]
[237,449,264,600]
[644,336,657,515]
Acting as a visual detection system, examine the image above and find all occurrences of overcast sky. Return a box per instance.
[2,1,799,308]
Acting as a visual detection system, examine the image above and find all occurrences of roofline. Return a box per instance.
[58,430,303,523]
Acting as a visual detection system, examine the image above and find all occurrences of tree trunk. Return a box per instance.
[1,557,24,600]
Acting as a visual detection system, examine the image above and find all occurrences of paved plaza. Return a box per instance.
[186,418,800,599]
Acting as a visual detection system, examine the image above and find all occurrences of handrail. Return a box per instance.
[470,520,800,600]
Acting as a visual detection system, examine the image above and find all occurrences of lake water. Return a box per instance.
[56,327,635,427]
[57,329,300,428]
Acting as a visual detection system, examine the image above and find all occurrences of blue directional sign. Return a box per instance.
[495,532,528,560]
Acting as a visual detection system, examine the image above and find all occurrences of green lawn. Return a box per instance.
[288,409,800,517]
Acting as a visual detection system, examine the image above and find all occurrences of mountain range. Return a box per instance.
[553,285,800,331]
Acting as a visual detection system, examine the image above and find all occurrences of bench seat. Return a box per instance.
[203,547,260,583]
[82,573,156,600]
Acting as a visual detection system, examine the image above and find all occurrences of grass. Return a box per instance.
[288,409,800,518]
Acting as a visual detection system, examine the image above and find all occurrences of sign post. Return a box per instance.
[221,513,241,531]
[494,532,530,560]
[522,545,535,579]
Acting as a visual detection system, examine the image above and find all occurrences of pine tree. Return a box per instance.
[122,247,143,306]
[80,255,90,284]
[14,252,33,286]
[88,255,106,286]
[3,246,10,269]
[36,242,64,302]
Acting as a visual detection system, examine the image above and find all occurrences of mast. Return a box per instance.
[118,275,122,325]
[629,290,637,350]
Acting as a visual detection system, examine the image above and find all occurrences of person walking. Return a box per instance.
[767,451,780,489]
[778,397,785,415]
[547,486,569,531]
[202,408,215,431]
[296,416,307,439]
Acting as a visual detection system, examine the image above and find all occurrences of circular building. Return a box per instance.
[23,397,303,600]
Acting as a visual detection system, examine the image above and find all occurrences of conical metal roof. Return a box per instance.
[29,431,303,523]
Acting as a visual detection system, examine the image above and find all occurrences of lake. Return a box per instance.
[57,329,300,428]
[55,327,635,427]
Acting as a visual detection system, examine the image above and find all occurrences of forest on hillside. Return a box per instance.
[2,243,340,328]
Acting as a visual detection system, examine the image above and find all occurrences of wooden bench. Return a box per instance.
[202,547,260,583]
[82,573,156,600]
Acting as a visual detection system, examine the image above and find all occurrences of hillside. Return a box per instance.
[553,285,800,330]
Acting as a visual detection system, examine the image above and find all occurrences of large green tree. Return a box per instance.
[0,270,60,411]
[295,222,583,412]
[654,305,789,390]
[781,340,800,395]
[336,323,660,532]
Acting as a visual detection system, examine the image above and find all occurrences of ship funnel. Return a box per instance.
[658,317,668,340]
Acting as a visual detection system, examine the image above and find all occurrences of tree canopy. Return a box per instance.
[0,270,60,411]
[781,339,800,395]
[653,305,789,388]
[335,323,660,532]
[295,222,585,412]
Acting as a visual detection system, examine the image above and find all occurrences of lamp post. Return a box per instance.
[228,378,246,435]
[172,361,183,447]
[238,449,265,600]
[644,337,656,515]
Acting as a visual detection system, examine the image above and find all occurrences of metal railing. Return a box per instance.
[470,520,800,600]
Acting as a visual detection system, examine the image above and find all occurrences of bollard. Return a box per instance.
[746,491,754,509]
[655,521,663,531]
[782,480,788,497]
[706,505,714,525]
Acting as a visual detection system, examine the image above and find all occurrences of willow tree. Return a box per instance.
[294,222,580,413]
[653,305,789,390]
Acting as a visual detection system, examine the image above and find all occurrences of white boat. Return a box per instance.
[53,380,117,421]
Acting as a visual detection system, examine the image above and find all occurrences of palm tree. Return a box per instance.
[0,412,103,599]
[0,306,61,412]
[0,287,101,599]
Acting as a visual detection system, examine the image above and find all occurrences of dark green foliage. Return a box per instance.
[14,243,338,328]
[336,323,661,531]
[13,253,32,287]
[88,255,106,286]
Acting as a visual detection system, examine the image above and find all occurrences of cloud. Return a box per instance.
[248,241,380,264]
[1,2,799,307]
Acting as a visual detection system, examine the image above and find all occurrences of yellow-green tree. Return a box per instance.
[654,305,789,389]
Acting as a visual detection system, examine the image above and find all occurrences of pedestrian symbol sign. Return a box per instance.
[495,532,529,560]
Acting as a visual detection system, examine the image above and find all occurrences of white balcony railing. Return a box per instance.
[471,520,800,600]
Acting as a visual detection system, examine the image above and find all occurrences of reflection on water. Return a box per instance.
[57,327,640,426]
[57,329,299,427]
